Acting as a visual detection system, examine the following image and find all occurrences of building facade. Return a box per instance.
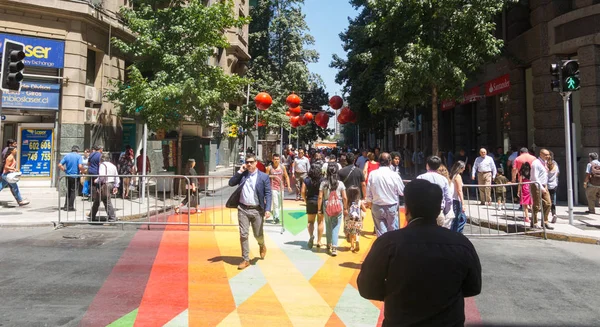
[0,0,249,187]
[442,0,600,202]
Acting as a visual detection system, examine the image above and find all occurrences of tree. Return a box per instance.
[334,0,510,154]
[224,0,329,147]
[107,0,250,171]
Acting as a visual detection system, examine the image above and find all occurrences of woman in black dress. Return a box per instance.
[301,162,324,249]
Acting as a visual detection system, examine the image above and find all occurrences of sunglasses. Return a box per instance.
[245,161,256,164]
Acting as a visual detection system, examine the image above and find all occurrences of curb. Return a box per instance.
[0,222,55,228]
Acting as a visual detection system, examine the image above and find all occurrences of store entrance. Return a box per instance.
[2,123,17,147]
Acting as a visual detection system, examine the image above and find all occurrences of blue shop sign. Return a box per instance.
[20,129,54,177]
[2,82,60,110]
[0,33,65,68]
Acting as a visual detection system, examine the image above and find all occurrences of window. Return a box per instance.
[86,49,97,86]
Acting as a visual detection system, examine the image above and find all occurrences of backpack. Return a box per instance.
[349,201,361,220]
[325,183,343,217]
[590,162,600,186]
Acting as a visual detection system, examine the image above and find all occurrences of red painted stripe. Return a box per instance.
[134,215,189,326]
[80,229,164,327]
[376,297,482,326]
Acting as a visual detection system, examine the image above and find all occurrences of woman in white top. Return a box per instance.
[449,161,467,233]
[547,154,559,223]
[437,164,454,229]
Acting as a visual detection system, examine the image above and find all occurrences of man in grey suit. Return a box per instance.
[229,153,272,270]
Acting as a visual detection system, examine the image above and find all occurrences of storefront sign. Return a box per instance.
[20,129,53,177]
[441,99,456,111]
[485,74,510,97]
[0,33,65,68]
[2,82,60,110]
[461,86,481,104]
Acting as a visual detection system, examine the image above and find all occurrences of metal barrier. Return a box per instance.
[57,173,286,232]
[57,174,192,229]
[462,181,547,239]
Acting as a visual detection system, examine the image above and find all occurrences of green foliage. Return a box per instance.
[223,0,329,143]
[106,0,250,130]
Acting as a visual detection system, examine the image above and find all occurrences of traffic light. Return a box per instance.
[550,63,561,92]
[562,60,580,92]
[1,39,26,91]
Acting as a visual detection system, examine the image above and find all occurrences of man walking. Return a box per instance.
[358,179,481,326]
[266,153,292,224]
[58,145,84,211]
[366,153,405,236]
[228,154,271,270]
[90,153,119,222]
[417,156,452,226]
[530,148,554,229]
[584,152,600,214]
[291,149,310,201]
[355,149,368,171]
[339,152,366,199]
[511,147,536,183]
[471,148,497,206]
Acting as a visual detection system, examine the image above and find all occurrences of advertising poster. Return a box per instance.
[2,82,60,110]
[20,129,53,177]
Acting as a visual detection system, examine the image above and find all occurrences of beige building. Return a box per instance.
[0,0,249,187]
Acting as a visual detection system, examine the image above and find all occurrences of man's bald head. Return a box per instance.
[479,148,487,157]
[379,152,391,166]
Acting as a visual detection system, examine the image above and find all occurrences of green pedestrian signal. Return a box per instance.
[565,76,580,90]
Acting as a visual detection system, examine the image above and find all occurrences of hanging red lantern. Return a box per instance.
[256,120,267,127]
[299,115,308,126]
[290,115,300,126]
[289,106,302,117]
[340,107,351,120]
[329,95,343,110]
[286,93,302,109]
[285,111,291,116]
[304,112,313,121]
[254,92,272,110]
[315,112,329,128]
[337,114,346,125]
[348,110,357,123]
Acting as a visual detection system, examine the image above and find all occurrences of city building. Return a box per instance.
[0,0,249,188]
[440,0,600,202]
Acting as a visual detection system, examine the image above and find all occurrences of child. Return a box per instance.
[518,162,533,225]
[345,186,366,252]
[494,168,509,210]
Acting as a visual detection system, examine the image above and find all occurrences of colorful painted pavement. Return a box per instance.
[80,200,481,327]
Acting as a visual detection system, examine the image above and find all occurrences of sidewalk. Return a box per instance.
[0,166,235,228]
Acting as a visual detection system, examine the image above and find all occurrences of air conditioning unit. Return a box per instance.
[85,107,98,124]
[85,86,102,104]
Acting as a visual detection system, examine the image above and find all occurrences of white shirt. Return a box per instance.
[240,170,259,206]
[293,156,310,173]
[417,171,452,215]
[548,161,559,190]
[530,158,548,188]
[366,166,405,206]
[96,161,120,188]
[472,155,497,179]
[322,162,342,175]
[586,160,600,174]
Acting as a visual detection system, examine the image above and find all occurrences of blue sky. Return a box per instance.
[302,0,358,98]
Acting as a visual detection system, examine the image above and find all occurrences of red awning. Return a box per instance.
[485,74,510,96]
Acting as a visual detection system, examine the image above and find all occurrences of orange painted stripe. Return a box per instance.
[188,230,236,326]
[237,284,293,326]
[325,312,346,327]
[134,215,189,326]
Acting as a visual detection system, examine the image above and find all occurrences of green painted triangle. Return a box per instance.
[283,210,308,236]
[107,308,138,327]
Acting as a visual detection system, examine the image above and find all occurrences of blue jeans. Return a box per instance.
[325,213,343,247]
[451,200,467,233]
[0,173,23,202]
[372,203,399,236]
[82,179,90,196]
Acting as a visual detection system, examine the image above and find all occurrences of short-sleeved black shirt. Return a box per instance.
[338,165,365,198]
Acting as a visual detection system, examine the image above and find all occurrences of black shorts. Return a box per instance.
[306,200,319,215]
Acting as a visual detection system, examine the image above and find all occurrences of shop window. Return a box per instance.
[86,49,98,86]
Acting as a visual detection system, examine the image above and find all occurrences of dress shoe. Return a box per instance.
[551,215,558,224]
[259,244,267,259]
[237,260,250,270]
[544,224,554,230]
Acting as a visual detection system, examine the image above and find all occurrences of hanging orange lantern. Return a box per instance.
[286,93,302,109]
[254,92,272,110]
[329,95,343,110]
[289,106,302,117]
[337,114,346,124]
[299,115,308,126]
[304,112,313,121]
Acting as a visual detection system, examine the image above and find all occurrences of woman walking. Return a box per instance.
[362,152,379,185]
[118,147,135,199]
[547,155,559,223]
[518,162,533,225]
[449,161,467,233]
[437,164,454,229]
[318,164,348,256]
[1,147,29,206]
[302,163,324,249]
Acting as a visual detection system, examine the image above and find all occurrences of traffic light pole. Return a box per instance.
[562,92,575,225]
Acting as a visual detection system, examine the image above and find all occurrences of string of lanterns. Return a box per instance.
[253,92,357,129]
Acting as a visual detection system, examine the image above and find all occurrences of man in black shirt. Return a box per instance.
[357,179,481,327]
[338,152,366,199]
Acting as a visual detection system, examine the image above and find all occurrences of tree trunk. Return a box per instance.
[177,121,183,175]
[431,85,439,157]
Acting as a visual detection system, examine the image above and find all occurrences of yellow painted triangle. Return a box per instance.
[251,233,333,326]
[214,229,247,279]
[216,309,242,327]
[237,283,293,326]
